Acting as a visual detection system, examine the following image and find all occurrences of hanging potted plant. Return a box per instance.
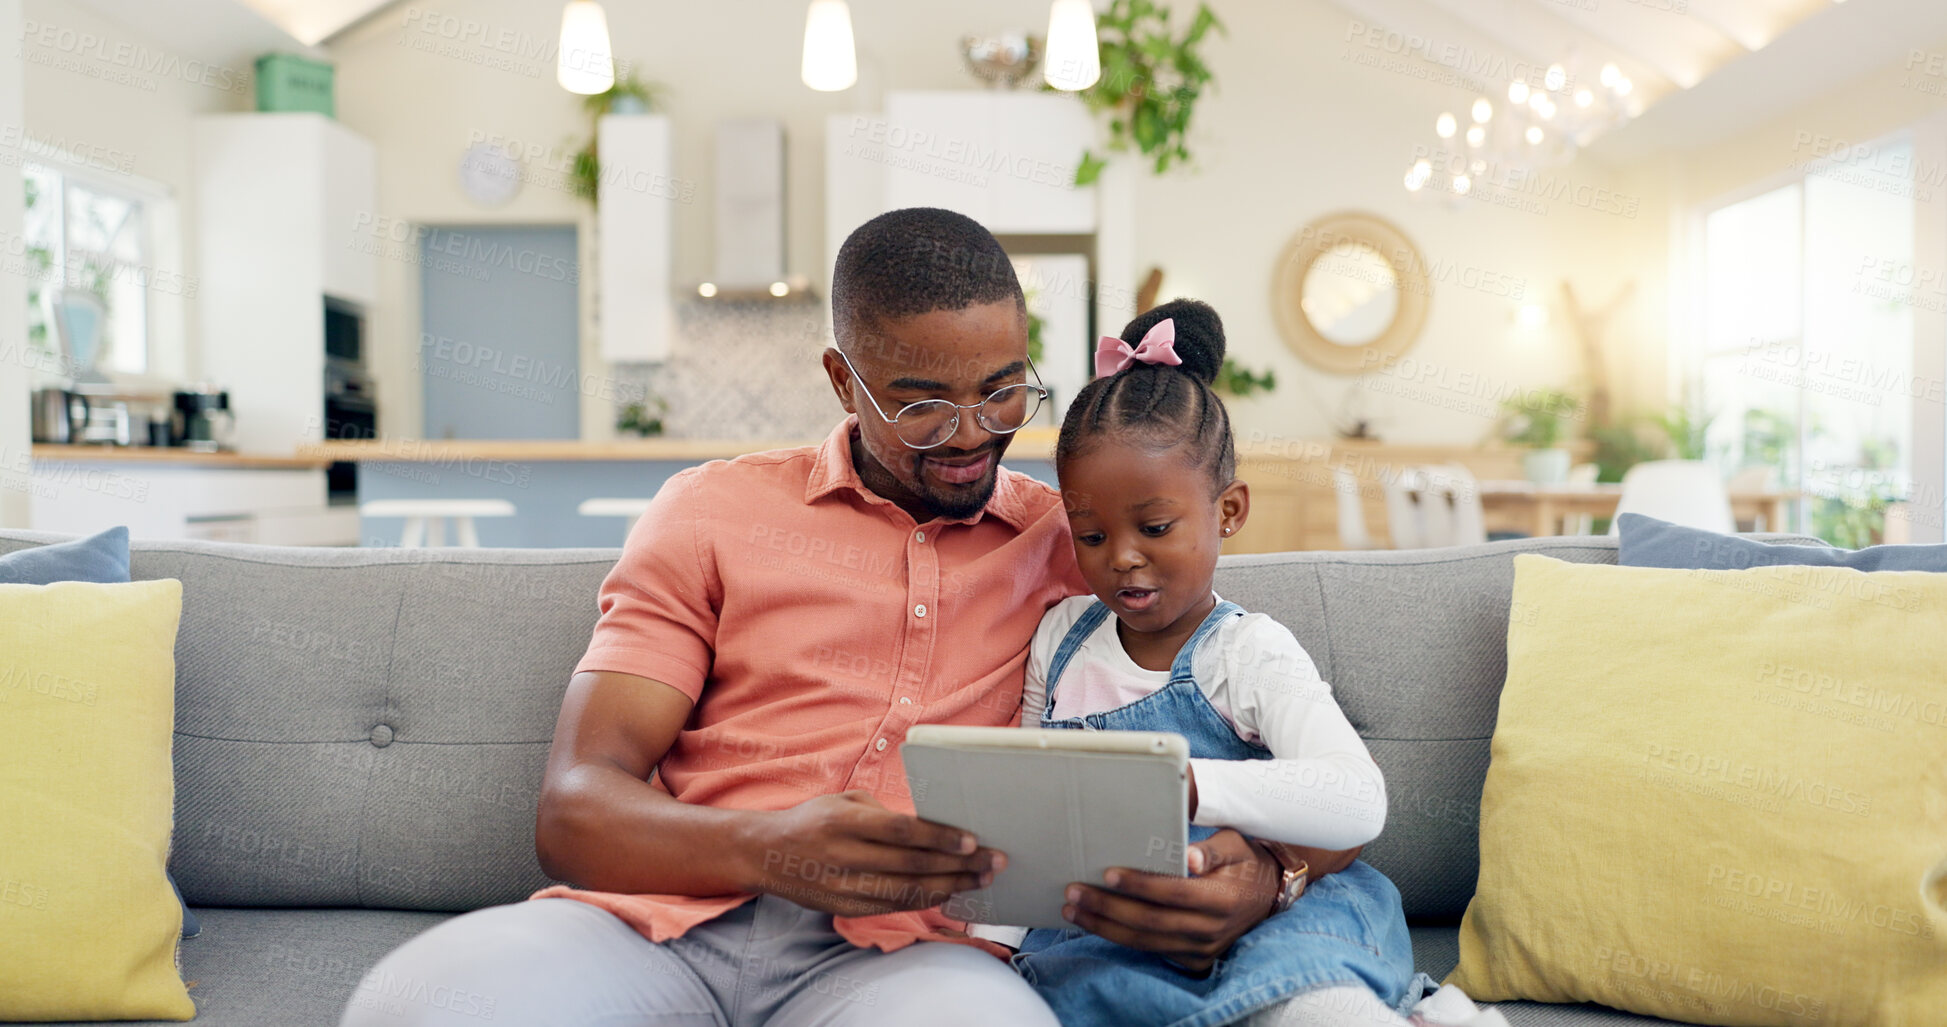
[1069,0,1224,186]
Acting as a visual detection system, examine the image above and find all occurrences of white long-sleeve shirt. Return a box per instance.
[968,597,1387,949]
[1019,595,1387,850]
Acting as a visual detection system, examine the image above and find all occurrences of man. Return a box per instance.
[342,208,1328,1027]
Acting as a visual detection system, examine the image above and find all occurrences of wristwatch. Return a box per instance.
[1262,842,1309,914]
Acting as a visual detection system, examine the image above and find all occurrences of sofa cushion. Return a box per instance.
[0,525,128,583]
[0,579,193,1021]
[31,907,453,1027]
[1619,512,1947,571]
[1451,556,1947,1025]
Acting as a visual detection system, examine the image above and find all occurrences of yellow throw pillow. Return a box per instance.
[0,579,193,1021]
[1450,556,1947,1027]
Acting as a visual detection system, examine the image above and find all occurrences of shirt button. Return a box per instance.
[914,604,927,618]
[915,530,926,543]
[875,738,888,751]
[899,696,913,705]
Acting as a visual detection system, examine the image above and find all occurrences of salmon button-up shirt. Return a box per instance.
[531,416,1084,954]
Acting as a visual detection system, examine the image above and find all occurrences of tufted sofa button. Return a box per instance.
[369,724,394,747]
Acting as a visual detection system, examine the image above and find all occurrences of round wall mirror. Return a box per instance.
[1272,213,1430,374]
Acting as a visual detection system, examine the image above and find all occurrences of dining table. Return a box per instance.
[1476,480,1800,537]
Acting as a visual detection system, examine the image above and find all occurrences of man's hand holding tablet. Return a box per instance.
[749,790,1009,917]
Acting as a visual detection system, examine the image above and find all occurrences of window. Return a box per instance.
[1693,136,1917,545]
[24,161,153,376]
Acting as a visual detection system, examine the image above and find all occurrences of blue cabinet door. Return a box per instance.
[419,225,581,440]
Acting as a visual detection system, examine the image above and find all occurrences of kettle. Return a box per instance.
[30,388,90,444]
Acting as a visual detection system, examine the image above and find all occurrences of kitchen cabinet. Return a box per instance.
[826,91,1133,364]
[597,114,674,363]
[879,91,1097,234]
[29,449,355,545]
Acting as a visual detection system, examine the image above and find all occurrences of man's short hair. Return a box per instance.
[831,207,1024,349]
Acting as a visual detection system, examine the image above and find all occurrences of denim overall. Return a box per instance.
[1011,599,1422,1027]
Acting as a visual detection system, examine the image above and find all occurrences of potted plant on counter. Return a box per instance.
[1497,388,1583,485]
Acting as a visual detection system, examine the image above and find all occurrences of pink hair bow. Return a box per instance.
[1094,318,1182,378]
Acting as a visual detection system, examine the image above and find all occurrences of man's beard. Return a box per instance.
[907,445,1001,520]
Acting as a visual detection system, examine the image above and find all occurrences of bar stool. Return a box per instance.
[360,499,516,548]
[577,497,654,540]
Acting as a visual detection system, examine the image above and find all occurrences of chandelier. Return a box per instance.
[1404,58,1637,199]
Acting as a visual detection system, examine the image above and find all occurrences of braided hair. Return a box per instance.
[1056,298,1236,494]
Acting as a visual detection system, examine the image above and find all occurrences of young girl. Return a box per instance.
[980,300,1505,1027]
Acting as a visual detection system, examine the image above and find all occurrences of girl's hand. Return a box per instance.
[1060,828,1277,975]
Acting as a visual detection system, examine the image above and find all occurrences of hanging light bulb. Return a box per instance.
[1435,112,1457,139]
[1470,157,1486,175]
[1471,97,1493,123]
[1574,89,1594,108]
[1615,77,1634,97]
[1507,81,1530,105]
[1544,64,1567,92]
[1044,0,1102,91]
[1600,63,1621,88]
[1466,124,1486,148]
[801,0,858,92]
[1404,167,1425,192]
[557,1,615,95]
[1453,174,1472,196]
[1526,125,1544,145]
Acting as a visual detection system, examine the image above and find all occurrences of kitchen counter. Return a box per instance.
[32,444,333,470]
[298,431,1061,463]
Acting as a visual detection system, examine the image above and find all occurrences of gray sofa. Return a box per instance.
[0,529,1715,1027]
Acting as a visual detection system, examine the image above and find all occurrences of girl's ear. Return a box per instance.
[1217,479,1250,538]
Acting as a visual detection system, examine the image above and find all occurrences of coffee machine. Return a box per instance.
[173,386,235,452]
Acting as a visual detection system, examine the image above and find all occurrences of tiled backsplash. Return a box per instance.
[611,296,841,440]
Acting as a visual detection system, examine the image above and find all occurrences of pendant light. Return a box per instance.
[801,0,858,92]
[557,1,615,95]
[1043,0,1100,91]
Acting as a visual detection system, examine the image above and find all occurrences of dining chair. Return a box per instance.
[1381,464,1486,548]
[1333,467,1379,550]
[1607,460,1735,535]
[1562,462,1600,535]
[1725,466,1776,531]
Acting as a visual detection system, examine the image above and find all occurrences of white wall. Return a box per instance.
[0,0,25,527]
[325,0,1651,445]
[20,0,255,382]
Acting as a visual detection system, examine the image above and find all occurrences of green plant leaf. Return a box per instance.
[1132,103,1166,150]
[1075,150,1107,186]
[1079,0,1217,179]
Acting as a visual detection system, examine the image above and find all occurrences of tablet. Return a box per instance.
[900,724,1189,928]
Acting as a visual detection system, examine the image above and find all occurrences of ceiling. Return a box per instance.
[1323,0,1947,162]
[73,0,316,65]
[231,0,401,46]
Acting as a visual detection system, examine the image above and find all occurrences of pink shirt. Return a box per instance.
[531,416,1085,954]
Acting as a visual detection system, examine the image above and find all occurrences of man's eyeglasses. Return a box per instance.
[835,348,1048,451]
